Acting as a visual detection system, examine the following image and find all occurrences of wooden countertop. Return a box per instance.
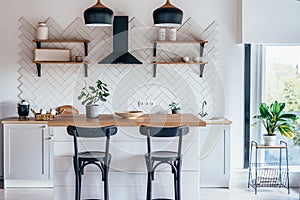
[205,119,232,125]
[1,117,49,124]
[2,115,232,126]
[48,114,206,127]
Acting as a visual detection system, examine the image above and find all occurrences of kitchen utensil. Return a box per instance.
[17,100,30,120]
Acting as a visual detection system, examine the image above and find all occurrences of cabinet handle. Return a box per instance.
[45,136,53,140]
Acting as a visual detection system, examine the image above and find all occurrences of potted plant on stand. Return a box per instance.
[78,80,109,118]
[253,101,298,145]
[169,101,181,114]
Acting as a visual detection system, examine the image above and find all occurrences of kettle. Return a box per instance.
[17,100,30,119]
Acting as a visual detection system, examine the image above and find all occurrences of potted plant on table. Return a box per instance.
[78,80,109,118]
[253,101,298,145]
[169,101,181,114]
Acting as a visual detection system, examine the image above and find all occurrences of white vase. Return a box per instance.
[86,104,100,118]
[36,22,48,40]
[263,135,276,146]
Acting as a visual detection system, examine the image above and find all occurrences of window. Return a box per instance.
[264,45,300,165]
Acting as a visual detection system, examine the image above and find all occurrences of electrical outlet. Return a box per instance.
[138,100,144,107]
[138,100,156,107]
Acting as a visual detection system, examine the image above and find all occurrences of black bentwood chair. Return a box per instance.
[139,125,189,200]
[67,125,117,200]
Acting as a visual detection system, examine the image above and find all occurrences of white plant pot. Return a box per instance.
[85,105,100,118]
[263,135,276,146]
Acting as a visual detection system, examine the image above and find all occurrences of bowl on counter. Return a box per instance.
[114,111,144,119]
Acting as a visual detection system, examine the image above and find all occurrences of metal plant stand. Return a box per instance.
[248,141,290,194]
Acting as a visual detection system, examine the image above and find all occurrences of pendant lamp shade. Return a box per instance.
[84,0,114,26]
[153,0,183,27]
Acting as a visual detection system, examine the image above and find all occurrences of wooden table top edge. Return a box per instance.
[2,114,232,126]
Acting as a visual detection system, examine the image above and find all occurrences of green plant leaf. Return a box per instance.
[259,103,270,118]
[279,113,298,120]
[89,86,95,91]
[279,102,285,112]
[278,125,294,138]
[272,101,280,116]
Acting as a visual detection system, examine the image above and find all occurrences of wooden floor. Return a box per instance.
[0,187,298,200]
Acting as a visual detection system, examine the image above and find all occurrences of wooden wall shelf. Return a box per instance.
[32,39,90,77]
[152,40,208,77]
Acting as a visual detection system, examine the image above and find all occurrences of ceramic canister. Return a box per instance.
[36,22,48,40]
[168,28,177,41]
[158,28,166,40]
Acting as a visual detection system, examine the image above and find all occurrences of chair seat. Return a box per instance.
[146,151,181,161]
[78,151,109,161]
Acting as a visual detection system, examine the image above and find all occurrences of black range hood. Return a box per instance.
[99,16,142,64]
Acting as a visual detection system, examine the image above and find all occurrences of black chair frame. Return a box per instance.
[140,126,189,200]
[67,125,117,200]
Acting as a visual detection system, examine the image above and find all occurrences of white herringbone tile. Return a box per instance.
[18,17,224,118]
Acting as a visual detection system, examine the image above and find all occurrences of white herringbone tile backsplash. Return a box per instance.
[18,17,225,118]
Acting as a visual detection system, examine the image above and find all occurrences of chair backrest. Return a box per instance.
[139,126,189,137]
[67,125,117,160]
[139,125,189,155]
[67,125,117,138]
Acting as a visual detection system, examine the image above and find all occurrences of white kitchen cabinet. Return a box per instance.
[199,124,230,188]
[3,124,53,188]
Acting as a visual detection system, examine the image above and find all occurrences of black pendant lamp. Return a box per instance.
[84,0,114,26]
[153,0,183,27]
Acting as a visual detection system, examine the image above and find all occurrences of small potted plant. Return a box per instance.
[169,101,181,114]
[253,101,298,145]
[78,80,109,118]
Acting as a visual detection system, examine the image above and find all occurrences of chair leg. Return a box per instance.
[177,159,182,200]
[75,172,80,200]
[104,164,109,200]
[173,166,178,200]
[147,170,152,200]
[73,158,81,200]
[146,158,152,200]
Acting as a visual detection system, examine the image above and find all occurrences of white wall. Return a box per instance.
[242,0,300,43]
[0,0,244,182]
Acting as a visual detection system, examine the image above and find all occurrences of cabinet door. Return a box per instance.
[4,124,51,180]
[200,125,230,187]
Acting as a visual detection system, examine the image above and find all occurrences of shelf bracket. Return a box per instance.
[200,63,205,78]
[200,43,205,57]
[84,42,88,56]
[36,63,41,77]
[153,42,157,57]
[153,63,157,77]
[84,63,88,77]
[36,42,41,49]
